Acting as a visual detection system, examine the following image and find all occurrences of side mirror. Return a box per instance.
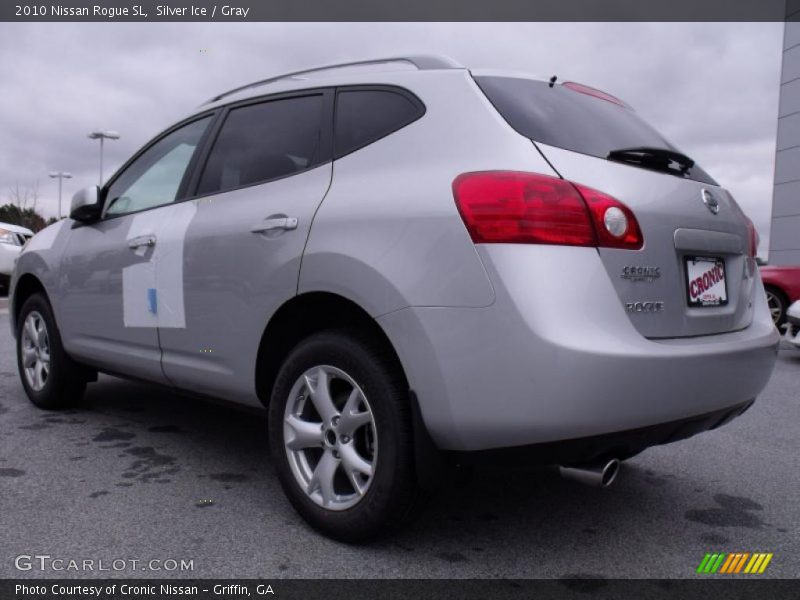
[69,186,103,222]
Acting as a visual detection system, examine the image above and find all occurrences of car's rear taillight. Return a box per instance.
[726,194,759,258]
[745,216,759,258]
[452,171,643,250]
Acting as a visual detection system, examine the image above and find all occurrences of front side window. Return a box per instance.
[105,116,211,217]
[196,94,326,196]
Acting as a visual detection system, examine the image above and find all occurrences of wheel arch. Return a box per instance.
[254,291,409,407]
[11,273,48,336]
[764,282,787,300]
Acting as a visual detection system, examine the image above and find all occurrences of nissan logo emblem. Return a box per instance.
[702,189,720,215]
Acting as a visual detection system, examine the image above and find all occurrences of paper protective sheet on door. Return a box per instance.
[122,201,197,328]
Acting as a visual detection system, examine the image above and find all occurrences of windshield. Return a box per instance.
[474,76,717,185]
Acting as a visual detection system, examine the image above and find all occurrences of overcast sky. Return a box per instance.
[0,22,783,254]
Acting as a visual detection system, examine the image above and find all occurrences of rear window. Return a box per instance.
[334,89,423,158]
[475,76,716,185]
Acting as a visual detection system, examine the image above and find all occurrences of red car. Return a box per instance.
[759,264,800,326]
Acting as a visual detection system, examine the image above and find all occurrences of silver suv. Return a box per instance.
[11,56,779,541]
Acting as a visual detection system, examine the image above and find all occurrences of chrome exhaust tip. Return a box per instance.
[559,458,620,488]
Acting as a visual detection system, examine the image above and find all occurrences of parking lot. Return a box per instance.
[0,295,798,579]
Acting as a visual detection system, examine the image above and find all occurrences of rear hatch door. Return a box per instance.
[474,75,757,338]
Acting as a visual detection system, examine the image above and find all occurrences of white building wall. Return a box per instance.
[770,20,800,265]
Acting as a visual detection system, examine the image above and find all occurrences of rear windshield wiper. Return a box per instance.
[607,146,695,175]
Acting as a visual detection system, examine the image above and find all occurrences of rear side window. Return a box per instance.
[334,89,423,158]
[197,94,325,196]
[475,76,716,184]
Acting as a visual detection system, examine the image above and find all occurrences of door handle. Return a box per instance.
[127,234,157,249]
[250,217,298,234]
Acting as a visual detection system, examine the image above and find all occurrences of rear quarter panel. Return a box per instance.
[299,70,558,315]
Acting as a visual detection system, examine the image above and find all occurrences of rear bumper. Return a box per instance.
[378,245,779,452]
[448,399,754,466]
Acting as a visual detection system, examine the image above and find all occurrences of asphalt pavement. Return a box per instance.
[0,301,798,579]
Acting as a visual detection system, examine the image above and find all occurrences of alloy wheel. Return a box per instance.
[765,290,783,325]
[283,365,377,511]
[21,311,51,392]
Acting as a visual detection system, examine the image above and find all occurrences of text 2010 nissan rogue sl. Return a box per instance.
[10,56,779,541]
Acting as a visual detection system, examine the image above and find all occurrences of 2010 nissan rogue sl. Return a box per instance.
[10,56,780,541]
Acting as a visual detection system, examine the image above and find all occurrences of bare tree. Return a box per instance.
[2,181,47,231]
[7,180,40,211]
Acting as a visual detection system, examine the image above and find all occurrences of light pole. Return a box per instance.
[87,130,120,184]
[48,171,72,220]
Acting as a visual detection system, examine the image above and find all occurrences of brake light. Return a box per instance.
[562,82,630,108]
[453,171,643,250]
[745,216,759,258]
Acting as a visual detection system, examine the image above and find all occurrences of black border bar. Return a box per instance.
[0,0,793,22]
[3,579,800,600]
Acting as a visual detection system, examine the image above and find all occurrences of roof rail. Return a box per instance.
[205,55,463,104]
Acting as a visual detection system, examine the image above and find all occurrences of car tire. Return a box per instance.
[16,293,87,410]
[765,286,787,328]
[268,329,424,542]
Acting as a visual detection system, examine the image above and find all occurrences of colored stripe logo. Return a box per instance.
[696,552,773,574]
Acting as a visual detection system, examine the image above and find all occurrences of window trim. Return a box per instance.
[99,110,220,221]
[186,87,335,200]
[332,85,426,161]
[92,83,422,221]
